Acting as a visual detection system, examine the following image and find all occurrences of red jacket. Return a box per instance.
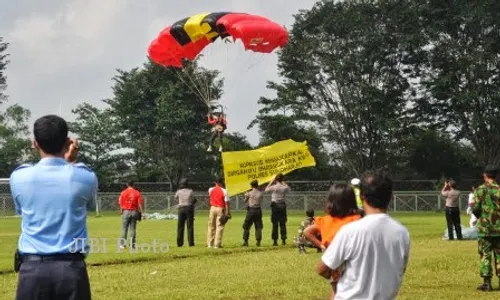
[208,115,227,127]
[209,185,227,207]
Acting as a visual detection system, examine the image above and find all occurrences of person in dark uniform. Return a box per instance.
[175,178,197,247]
[242,180,264,247]
[441,179,462,240]
[265,173,291,246]
[10,115,98,300]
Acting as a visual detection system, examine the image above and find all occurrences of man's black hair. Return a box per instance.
[33,115,69,155]
[179,178,189,189]
[448,179,457,189]
[360,169,393,210]
[325,183,358,218]
[306,208,315,218]
[275,173,284,182]
[215,177,225,185]
[250,180,258,188]
[484,165,498,180]
[127,180,135,187]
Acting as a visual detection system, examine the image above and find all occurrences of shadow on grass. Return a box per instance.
[0,246,295,275]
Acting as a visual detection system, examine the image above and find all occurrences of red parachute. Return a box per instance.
[148,12,289,68]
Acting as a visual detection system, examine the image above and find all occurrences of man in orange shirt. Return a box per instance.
[118,181,145,249]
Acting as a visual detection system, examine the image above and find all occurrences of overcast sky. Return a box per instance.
[0,0,318,146]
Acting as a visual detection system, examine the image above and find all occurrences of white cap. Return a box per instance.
[350,178,360,185]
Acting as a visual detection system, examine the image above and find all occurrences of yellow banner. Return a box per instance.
[221,139,317,196]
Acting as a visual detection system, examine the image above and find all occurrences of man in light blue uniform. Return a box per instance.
[10,115,97,300]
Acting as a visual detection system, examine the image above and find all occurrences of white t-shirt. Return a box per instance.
[468,192,474,204]
[321,213,410,300]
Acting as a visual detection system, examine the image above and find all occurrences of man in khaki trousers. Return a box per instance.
[207,178,231,248]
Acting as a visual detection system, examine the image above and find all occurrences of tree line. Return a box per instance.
[1,0,499,190]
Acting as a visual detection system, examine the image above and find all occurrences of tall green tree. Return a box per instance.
[0,37,8,103]
[104,60,223,190]
[256,0,422,176]
[68,103,130,184]
[0,105,32,177]
[415,0,500,166]
[404,128,480,180]
[0,38,34,175]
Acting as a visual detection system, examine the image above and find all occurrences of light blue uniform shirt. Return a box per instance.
[9,157,98,255]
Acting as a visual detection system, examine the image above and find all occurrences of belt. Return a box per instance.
[21,253,85,263]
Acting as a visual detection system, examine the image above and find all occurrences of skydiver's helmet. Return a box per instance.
[350,178,361,186]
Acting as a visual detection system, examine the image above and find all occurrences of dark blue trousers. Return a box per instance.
[16,257,91,300]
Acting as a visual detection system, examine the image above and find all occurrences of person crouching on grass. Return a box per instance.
[304,183,362,298]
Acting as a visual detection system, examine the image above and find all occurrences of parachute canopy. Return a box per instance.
[148,12,289,68]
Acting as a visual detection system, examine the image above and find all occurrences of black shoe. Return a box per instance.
[273,240,278,246]
[242,241,248,247]
[477,278,493,291]
[256,241,261,247]
[282,239,286,245]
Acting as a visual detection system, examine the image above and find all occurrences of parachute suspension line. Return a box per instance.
[245,53,266,72]
[180,64,212,107]
[188,62,216,108]
[169,67,210,108]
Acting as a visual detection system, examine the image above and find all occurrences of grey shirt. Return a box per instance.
[441,189,460,207]
[175,188,195,207]
[265,182,290,203]
[245,188,263,208]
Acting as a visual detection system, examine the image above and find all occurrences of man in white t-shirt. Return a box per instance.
[317,170,410,300]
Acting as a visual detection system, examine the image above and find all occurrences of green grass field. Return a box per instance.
[0,211,498,299]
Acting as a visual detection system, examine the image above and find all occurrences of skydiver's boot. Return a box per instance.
[477,277,493,291]
[256,240,261,247]
[241,240,248,247]
[273,239,278,246]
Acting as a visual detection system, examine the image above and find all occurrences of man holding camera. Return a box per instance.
[10,115,97,300]
[441,179,462,240]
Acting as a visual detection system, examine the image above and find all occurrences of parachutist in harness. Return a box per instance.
[207,111,227,152]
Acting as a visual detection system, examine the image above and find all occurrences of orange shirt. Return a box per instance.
[118,187,143,210]
[314,214,361,247]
